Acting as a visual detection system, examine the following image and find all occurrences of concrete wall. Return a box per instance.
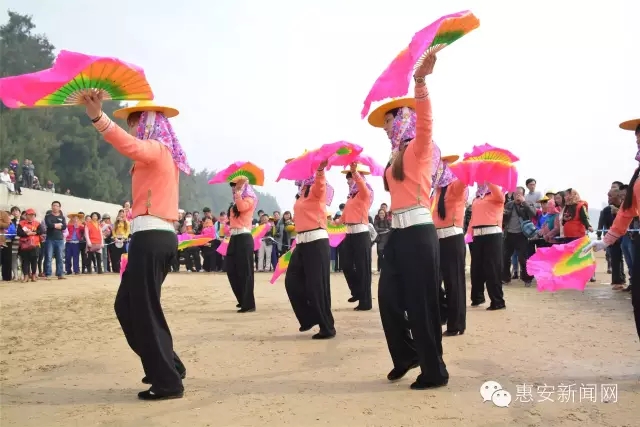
[0,185,123,219]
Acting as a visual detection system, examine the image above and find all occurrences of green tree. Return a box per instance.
[0,11,280,216]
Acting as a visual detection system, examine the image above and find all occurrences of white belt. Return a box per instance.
[230,227,251,236]
[472,226,502,237]
[131,215,175,234]
[346,224,368,234]
[436,226,463,239]
[391,207,433,229]
[296,229,328,244]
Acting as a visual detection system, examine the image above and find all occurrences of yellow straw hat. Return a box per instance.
[619,118,640,131]
[367,97,416,128]
[537,196,550,203]
[544,189,556,196]
[441,154,460,164]
[285,149,310,164]
[113,100,179,120]
[341,165,371,175]
[66,212,85,219]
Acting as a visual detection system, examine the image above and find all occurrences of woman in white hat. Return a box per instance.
[366,55,448,390]
[82,97,189,401]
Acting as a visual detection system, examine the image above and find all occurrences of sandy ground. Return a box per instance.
[1,252,639,427]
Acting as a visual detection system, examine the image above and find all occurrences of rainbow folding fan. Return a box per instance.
[217,222,272,256]
[208,161,265,186]
[526,236,596,292]
[327,221,347,247]
[277,141,363,181]
[448,143,519,192]
[178,237,214,251]
[269,240,297,284]
[0,50,153,108]
[361,11,480,119]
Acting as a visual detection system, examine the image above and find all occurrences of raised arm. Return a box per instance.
[487,184,506,204]
[412,84,433,161]
[92,115,165,164]
[353,172,370,197]
[310,169,326,200]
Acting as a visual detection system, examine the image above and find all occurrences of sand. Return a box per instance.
[1,253,639,427]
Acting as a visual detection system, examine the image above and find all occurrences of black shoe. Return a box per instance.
[142,369,186,384]
[443,330,464,337]
[347,297,358,303]
[487,304,506,311]
[312,331,336,340]
[387,361,419,381]
[236,303,241,308]
[470,300,486,307]
[512,272,518,280]
[138,389,184,401]
[237,307,256,313]
[354,306,371,311]
[299,324,315,332]
[410,379,448,390]
[623,285,632,292]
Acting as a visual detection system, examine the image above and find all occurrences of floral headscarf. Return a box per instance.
[136,111,191,175]
[432,157,456,188]
[390,107,416,154]
[546,199,559,214]
[295,176,334,206]
[476,184,490,198]
[348,176,374,208]
[564,189,581,205]
[231,181,259,205]
[388,107,442,182]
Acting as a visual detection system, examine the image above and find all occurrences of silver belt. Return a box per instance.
[230,227,251,236]
[67,240,79,244]
[436,226,463,239]
[472,226,502,236]
[346,224,368,234]
[391,207,433,229]
[296,229,328,244]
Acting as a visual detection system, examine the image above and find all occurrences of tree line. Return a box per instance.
[0,11,280,215]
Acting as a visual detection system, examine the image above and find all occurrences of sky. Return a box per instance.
[4,0,640,212]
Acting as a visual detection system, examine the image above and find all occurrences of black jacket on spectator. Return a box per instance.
[596,206,615,239]
[44,212,67,240]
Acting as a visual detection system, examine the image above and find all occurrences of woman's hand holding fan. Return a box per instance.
[414,54,437,79]
[83,92,103,120]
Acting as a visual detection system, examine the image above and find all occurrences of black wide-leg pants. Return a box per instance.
[378,224,449,384]
[114,230,184,394]
[225,233,256,310]
[284,238,335,335]
[470,232,504,307]
[339,231,372,309]
[439,233,467,333]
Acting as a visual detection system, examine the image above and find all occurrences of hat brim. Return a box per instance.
[113,105,179,120]
[67,212,85,219]
[340,169,371,175]
[285,158,294,164]
[441,155,460,163]
[619,118,640,131]
[230,176,249,183]
[537,198,549,203]
[367,97,416,128]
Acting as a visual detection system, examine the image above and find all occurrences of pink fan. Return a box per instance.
[327,153,385,176]
[217,222,272,256]
[527,236,596,292]
[0,50,153,108]
[207,161,265,186]
[120,254,128,280]
[448,143,519,192]
[277,141,363,181]
[361,11,480,118]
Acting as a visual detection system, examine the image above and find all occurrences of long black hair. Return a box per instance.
[437,185,448,221]
[623,166,640,210]
[229,183,241,218]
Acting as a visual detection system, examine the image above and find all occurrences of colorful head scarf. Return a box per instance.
[231,181,259,205]
[476,184,490,198]
[390,107,416,154]
[348,176,375,208]
[136,111,191,175]
[432,157,457,188]
[564,188,581,205]
[295,176,334,206]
